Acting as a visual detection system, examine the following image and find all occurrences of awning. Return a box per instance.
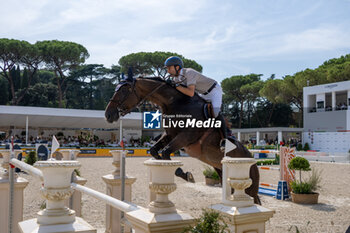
[0,106,142,130]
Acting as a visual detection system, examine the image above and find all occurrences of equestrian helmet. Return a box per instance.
[164,56,183,69]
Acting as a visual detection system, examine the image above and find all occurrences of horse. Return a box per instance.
[105,75,260,204]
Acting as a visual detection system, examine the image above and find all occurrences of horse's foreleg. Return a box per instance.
[160,132,188,160]
[149,133,171,160]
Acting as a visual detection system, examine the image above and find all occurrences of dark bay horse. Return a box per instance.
[105,76,260,204]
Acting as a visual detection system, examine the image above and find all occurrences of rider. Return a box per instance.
[164,56,227,148]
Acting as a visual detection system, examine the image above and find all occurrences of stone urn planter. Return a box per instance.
[291,192,319,204]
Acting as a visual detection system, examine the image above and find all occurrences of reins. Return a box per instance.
[109,79,167,116]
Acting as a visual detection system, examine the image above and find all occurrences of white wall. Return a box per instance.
[123,129,142,141]
[303,131,350,153]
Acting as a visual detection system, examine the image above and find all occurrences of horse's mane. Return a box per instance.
[136,76,203,100]
[136,76,165,82]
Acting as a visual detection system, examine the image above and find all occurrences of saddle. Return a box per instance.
[183,103,226,158]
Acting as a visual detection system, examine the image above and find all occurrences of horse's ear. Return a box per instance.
[127,67,134,82]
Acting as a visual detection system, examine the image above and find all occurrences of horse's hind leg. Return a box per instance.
[161,132,198,182]
[223,165,261,205]
[245,164,261,205]
[175,167,195,183]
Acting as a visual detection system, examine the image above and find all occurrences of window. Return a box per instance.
[317,101,324,109]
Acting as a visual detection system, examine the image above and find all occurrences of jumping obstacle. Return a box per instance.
[253,147,296,199]
[0,148,275,233]
[258,165,281,197]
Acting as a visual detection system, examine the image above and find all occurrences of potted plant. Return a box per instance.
[288,157,321,204]
[183,209,227,233]
[203,166,220,186]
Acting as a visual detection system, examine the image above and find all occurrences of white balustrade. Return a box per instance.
[211,157,275,233]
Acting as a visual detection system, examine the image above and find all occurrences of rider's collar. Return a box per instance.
[176,68,184,77]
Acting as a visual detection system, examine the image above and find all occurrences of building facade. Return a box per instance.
[303,80,350,152]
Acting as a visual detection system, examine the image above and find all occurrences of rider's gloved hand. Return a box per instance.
[165,79,175,87]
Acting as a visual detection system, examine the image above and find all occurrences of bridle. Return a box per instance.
[109,78,166,116]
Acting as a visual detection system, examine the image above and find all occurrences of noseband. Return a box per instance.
[109,80,139,116]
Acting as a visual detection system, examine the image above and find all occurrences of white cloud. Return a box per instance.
[1,0,350,79]
[0,0,48,35]
[282,27,350,51]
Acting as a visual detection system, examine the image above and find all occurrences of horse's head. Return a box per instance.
[105,77,140,123]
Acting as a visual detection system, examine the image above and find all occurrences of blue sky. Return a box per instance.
[1,0,350,82]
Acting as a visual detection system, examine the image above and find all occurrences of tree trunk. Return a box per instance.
[56,72,63,108]
[15,68,37,105]
[239,100,244,128]
[56,70,66,108]
[9,75,17,105]
[267,103,276,126]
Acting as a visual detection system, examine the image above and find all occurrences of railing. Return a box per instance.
[71,183,138,213]
[9,158,43,180]
[1,149,276,233]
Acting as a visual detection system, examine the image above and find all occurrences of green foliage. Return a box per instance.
[303,143,310,151]
[118,51,202,78]
[17,83,58,107]
[296,143,303,151]
[290,169,322,194]
[183,209,228,233]
[256,158,279,166]
[288,157,318,191]
[74,169,81,176]
[288,157,311,172]
[0,38,42,105]
[221,74,263,128]
[274,154,280,164]
[0,76,9,104]
[307,169,322,192]
[290,181,312,194]
[289,156,310,184]
[25,151,37,165]
[36,40,89,107]
[253,145,277,149]
[202,166,220,180]
[141,135,151,145]
[260,79,285,104]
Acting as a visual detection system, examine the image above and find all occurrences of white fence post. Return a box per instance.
[211,157,275,233]
[125,159,195,233]
[103,150,136,233]
[0,150,29,233]
[18,160,96,233]
[61,149,86,217]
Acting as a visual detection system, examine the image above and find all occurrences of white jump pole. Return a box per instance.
[25,116,28,145]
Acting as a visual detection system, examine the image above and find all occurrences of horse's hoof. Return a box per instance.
[161,155,171,160]
[152,155,162,160]
[186,172,195,183]
[219,139,226,152]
